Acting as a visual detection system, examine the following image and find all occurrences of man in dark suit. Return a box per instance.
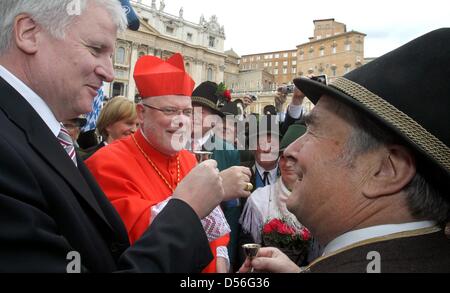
[0,0,225,273]
[240,29,450,273]
[239,85,307,193]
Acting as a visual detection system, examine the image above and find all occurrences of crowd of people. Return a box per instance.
[0,0,448,273]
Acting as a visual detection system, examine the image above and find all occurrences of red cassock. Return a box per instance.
[86,130,229,273]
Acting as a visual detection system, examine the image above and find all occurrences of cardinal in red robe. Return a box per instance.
[86,53,230,273]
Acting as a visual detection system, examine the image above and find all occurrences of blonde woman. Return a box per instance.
[83,97,139,160]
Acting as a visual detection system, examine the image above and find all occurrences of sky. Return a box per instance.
[141,0,450,58]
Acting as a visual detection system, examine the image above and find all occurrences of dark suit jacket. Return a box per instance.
[0,77,212,273]
[309,229,450,273]
[82,141,106,161]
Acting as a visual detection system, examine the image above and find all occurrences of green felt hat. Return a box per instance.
[280,123,307,151]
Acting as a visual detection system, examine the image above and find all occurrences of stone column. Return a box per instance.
[127,42,139,101]
[103,82,112,98]
[217,64,225,83]
[192,59,204,86]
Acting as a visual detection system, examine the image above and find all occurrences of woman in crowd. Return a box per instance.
[83,97,139,160]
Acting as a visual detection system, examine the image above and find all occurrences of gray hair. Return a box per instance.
[0,0,127,55]
[329,98,450,224]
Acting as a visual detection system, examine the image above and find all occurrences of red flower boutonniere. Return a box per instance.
[216,82,232,103]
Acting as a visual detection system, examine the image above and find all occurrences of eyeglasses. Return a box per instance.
[141,103,193,117]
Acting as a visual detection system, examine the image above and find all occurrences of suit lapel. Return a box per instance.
[0,77,114,233]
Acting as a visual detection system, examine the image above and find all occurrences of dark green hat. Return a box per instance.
[280,123,307,151]
[191,81,226,117]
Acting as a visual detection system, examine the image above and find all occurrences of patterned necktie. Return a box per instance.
[58,125,77,167]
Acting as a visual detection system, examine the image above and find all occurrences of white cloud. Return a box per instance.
[141,0,450,57]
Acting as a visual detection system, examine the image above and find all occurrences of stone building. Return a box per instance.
[223,49,241,92]
[232,19,366,115]
[296,19,366,83]
[239,19,366,88]
[239,49,298,87]
[106,0,227,100]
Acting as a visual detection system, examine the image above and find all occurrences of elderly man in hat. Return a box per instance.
[86,54,251,273]
[240,29,450,273]
[239,123,309,259]
[190,81,253,271]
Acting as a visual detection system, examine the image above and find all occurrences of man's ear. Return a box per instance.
[362,145,416,199]
[136,103,145,122]
[14,14,40,54]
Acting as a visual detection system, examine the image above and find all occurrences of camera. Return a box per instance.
[310,74,328,85]
[277,84,295,95]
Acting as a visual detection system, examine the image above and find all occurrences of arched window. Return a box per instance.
[116,47,126,64]
[207,68,213,81]
[185,62,191,74]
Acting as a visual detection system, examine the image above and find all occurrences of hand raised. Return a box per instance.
[239,247,301,273]
[173,160,224,219]
[220,166,252,200]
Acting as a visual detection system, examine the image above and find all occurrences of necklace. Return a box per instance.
[132,134,180,192]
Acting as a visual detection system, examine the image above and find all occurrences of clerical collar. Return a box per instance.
[323,221,437,256]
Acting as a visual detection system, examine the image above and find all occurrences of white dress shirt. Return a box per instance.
[240,177,302,244]
[255,161,278,186]
[287,104,305,120]
[278,104,306,123]
[323,221,437,256]
[0,65,60,137]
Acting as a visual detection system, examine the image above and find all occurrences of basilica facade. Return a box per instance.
[105,0,227,100]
